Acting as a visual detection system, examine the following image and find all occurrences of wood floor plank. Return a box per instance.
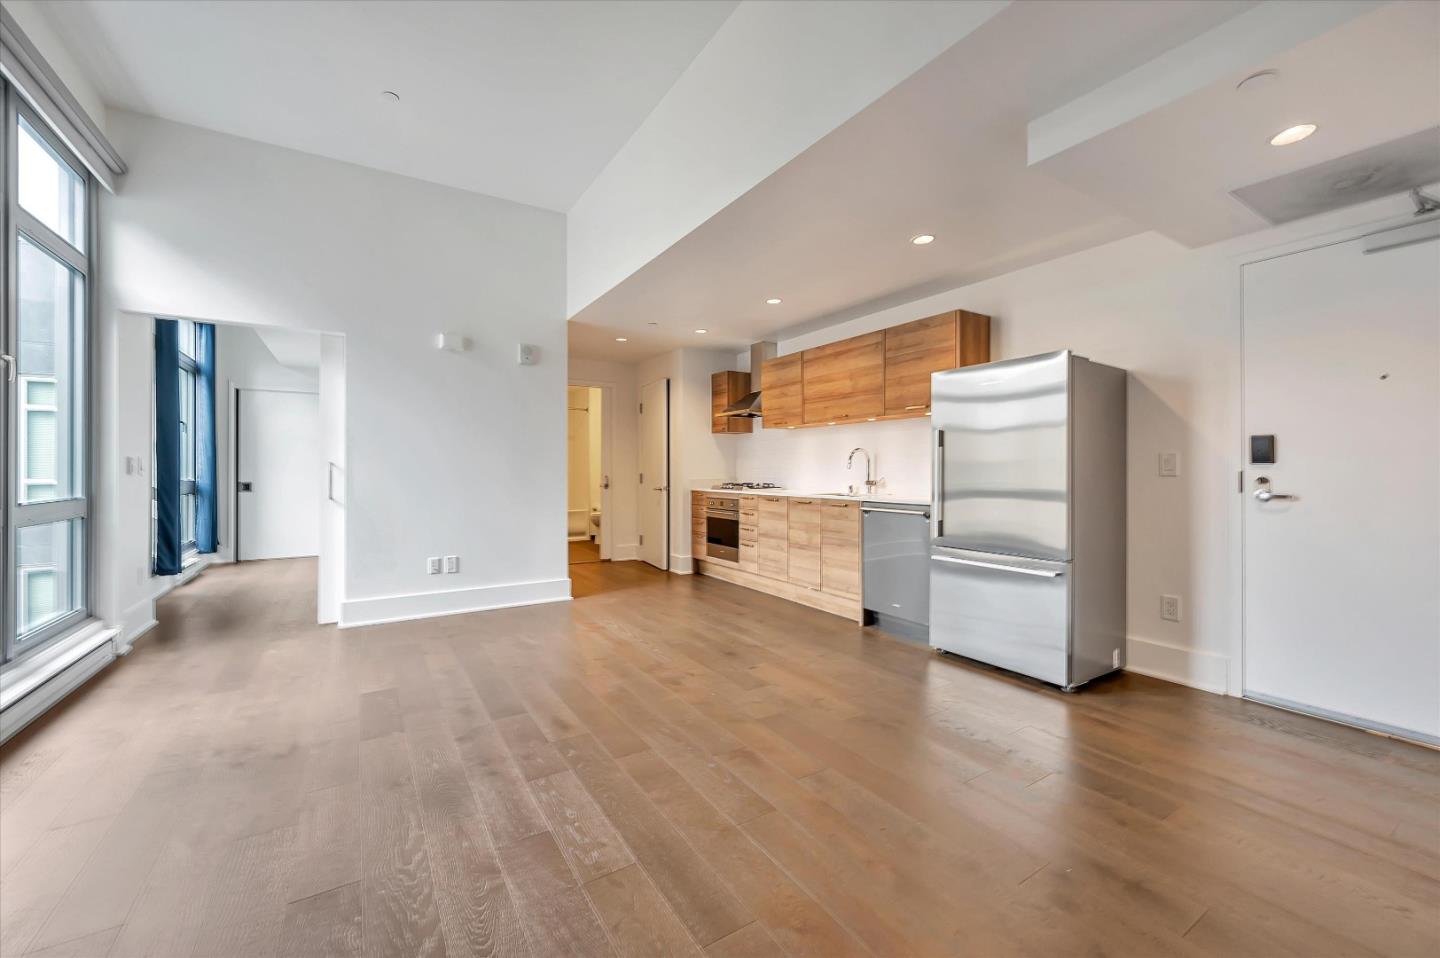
[277,882,364,958]
[705,922,786,958]
[529,769,635,883]
[496,831,615,957]
[287,781,361,904]
[620,749,871,958]
[495,713,569,781]
[458,722,548,848]
[583,863,704,958]
[359,732,446,958]
[27,766,199,952]
[557,733,751,947]
[403,710,530,958]
[2,558,1436,958]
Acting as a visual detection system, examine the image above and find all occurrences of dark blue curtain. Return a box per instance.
[153,320,182,575]
[195,322,218,554]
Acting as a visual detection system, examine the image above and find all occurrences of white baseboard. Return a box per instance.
[670,552,694,575]
[612,542,639,561]
[118,596,158,651]
[339,577,572,628]
[1125,635,1229,695]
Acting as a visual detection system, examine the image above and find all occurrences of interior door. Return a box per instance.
[238,389,321,561]
[638,378,669,570]
[1242,230,1439,742]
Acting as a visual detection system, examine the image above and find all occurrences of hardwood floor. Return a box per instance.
[568,540,601,565]
[2,557,1437,957]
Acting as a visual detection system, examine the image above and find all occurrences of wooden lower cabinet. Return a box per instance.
[691,491,707,559]
[694,492,863,622]
[757,496,789,578]
[786,499,823,590]
[820,501,860,597]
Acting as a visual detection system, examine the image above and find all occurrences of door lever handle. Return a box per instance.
[1253,477,1296,502]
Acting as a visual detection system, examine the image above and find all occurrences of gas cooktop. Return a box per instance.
[715,481,784,490]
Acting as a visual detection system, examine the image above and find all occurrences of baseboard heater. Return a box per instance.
[0,637,117,745]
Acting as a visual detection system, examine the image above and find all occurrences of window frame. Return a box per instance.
[178,326,199,556]
[2,84,94,661]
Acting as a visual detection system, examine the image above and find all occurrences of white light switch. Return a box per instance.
[517,343,539,366]
[443,555,459,574]
[125,456,136,475]
[1159,452,1180,477]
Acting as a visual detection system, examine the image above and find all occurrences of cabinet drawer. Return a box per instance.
[739,541,759,572]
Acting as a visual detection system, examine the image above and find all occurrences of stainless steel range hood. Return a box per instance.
[722,341,776,418]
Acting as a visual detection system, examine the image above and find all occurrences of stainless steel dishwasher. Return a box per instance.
[862,502,931,643]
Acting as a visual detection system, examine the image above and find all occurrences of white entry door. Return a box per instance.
[1242,230,1439,742]
[638,379,669,570]
[238,389,322,561]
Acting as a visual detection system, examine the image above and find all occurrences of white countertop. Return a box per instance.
[693,487,929,507]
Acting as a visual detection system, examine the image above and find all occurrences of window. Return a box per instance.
[178,321,199,554]
[3,85,92,662]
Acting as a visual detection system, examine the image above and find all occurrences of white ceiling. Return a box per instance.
[569,0,1258,361]
[253,326,323,371]
[40,0,738,211]
[1033,1,1440,247]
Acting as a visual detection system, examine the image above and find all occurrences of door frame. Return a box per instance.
[1234,205,1440,728]
[567,379,614,560]
[232,385,321,563]
[638,377,670,571]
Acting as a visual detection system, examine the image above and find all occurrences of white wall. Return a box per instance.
[95,111,568,633]
[569,357,640,562]
[566,0,1007,316]
[732,190,1430,695]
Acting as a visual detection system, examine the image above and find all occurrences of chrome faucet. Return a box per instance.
[847,447,881,495]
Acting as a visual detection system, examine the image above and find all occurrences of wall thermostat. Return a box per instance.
[518,343,539,366]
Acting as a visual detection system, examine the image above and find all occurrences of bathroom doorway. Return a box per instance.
[567,384,610,564]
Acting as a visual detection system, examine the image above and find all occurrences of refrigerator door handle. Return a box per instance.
[930,554,1065,578]
[931,429,944,539]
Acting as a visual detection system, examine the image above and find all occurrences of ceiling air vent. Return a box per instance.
[1231,126,1440,226]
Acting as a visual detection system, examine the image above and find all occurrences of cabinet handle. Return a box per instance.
[793,499,814,504]
[905,404,927,411]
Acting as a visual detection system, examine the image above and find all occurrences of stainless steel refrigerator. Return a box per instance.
[929,350,1126,690]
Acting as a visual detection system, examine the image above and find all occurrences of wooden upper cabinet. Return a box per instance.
[883,311,991,416]
[802,332,884,425]
[760,354,803,429]
[711,371,752,434]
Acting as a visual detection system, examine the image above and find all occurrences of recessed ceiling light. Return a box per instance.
[614,337,628,342]
[381,90,401,103]
[765,298,782,305]
[1269,123,1316,147]
[911,234,936,245]
[694,329,708,334]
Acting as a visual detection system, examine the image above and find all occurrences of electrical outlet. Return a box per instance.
[427,557,442,575]
[1161,594,1181,622]
[1159,452,1180,477]
[443,555,459,574]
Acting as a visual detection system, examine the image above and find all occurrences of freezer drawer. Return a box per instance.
[929,548,1069,686]
[862,505,930,638]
